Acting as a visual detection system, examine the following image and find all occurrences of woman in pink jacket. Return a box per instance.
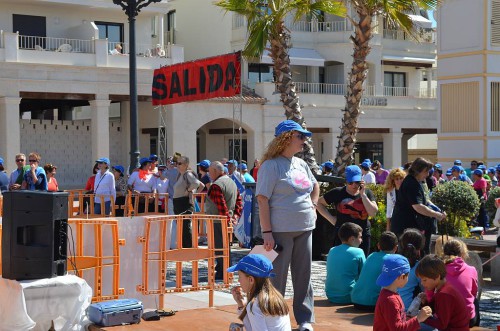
[443,239,479,327]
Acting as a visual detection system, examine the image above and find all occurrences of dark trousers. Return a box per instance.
[115,196,126,216]
[173,196,193,248]
[214,220,232,280]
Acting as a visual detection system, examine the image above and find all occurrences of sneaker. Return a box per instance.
[299,322,313,331]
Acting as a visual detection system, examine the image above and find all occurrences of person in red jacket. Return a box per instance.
[416,255,470,331]
[373,254,432,331]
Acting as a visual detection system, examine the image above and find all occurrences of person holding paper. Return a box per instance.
[256,120,319,331]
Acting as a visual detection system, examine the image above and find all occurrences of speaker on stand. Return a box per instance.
[1,191,69,280]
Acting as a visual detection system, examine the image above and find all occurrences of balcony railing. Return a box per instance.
[383,29,436,44]
[109,41,168,57]
[19,35,95,53]
[233,14,246,29]
[295,82,436,98]
[285,19,349,32]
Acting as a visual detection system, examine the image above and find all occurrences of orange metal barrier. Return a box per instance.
[137,214,233,309]
[65,190,169,218]
[0,225,2,274]
[193,193,208,240]
[125,192,169,217]
[0,195,3,217]
[67,218,125,302]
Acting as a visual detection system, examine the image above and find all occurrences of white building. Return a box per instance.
[0,0,438,188]
[437,0,500,168]
[169,0,439,169]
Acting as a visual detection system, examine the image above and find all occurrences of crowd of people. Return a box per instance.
[1,119,499,331]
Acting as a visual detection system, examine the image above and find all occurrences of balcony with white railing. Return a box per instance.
[0,32,184,69]
[294,81,437,99]
[382,29,436,44]
[285,18,350,33]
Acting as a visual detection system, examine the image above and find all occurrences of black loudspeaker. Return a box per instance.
[1,191,69,280]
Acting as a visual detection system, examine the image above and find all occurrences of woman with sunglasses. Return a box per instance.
[316,165,378,257]
[256,120,319,331]
[21,152,48,191]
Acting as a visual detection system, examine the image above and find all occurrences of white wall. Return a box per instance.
[169,0,233,61]
[19,119,123,189]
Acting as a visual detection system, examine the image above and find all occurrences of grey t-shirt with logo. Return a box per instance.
[256,156,317,232]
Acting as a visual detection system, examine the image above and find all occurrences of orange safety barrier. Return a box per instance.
[67,218,125,302]
[66,190,116,218]
[193,193,208,240]
[0,195,3,217]
[137,214,233,309]
[65,190,169,218]
[0,225,2,274]
[125,192,169,217]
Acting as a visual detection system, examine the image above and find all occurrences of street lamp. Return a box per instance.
[113,0,162,173]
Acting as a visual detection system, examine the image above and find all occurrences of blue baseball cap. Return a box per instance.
[473,169,483,176]
[458,174,468,181]
[451,165,461,172]
[0,157,3,166]
[323,161,334,170]
[112,165,125,174]
[360,161,371,169]
[227,254,275,278]
[363,159,372,165]
[488,167,496,174]
[376,254,410,287]
[454,160,462,165]
[140,157,152,165]
[227,159,238,166]
[96,157,110,165]
[478,165,486,171]
[434,163,442,169]
[239,163,248,170]
[345,165,362,182]
[149,154,158,161]
[497,165,500,172]
[446,168,453,176]
[274,120,312,137]
[197,159,211,168]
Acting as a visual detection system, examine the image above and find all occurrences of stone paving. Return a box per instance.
[172,247,499,329]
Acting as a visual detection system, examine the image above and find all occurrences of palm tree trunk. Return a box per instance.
[334,8,373,175]
[271,22,319,174]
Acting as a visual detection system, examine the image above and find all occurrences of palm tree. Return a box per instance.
[334,1,438,174]
[215,0,346,173]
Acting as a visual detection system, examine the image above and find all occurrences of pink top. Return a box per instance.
[445,257,478,319]
[472,177,487,199]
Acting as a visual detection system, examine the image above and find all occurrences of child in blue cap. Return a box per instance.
[227,254,291,331]
[373,254,433,330]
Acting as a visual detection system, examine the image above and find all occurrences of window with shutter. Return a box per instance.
[491,82,500,131]
[491,0,500,46]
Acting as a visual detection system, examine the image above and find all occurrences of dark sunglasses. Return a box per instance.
[16,159,25,162]
[97,161,105,164]
[293,133,307,140]
[348,181,362,186]
[29,159,37,163]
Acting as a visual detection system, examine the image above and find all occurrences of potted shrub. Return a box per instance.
[431,181,480,237]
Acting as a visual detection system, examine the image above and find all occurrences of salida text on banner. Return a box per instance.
[152,52,241,105]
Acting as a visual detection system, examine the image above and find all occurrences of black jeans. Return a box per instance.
[173,196,193,248]
[213,220,232,280]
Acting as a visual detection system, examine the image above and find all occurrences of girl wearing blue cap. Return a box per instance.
[227,254,291,331]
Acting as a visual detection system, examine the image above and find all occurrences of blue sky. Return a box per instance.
[428,10,437,28]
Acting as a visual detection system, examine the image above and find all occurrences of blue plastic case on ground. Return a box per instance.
[88,299,143,326]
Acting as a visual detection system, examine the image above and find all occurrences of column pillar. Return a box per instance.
[373,62,383,96]
[382,130,403,169]
[401,134,413,164]
[322,132,336,162]
[158,14,165,47]
[426,68,433,97]
[89,99,111,163]
[0,97,21,171]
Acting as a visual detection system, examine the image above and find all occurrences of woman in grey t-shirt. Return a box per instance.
[256,120,319,331]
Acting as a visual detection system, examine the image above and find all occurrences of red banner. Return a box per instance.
[152,52,241,105]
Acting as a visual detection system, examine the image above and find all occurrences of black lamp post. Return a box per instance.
[113,0,161,173]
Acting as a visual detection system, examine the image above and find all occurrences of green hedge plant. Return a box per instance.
[485,186,500,221]
[431,181,480,237]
